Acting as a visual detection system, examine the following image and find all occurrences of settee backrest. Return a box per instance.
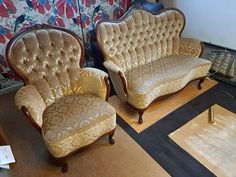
[96,9,185,72]
[6,24,84,84]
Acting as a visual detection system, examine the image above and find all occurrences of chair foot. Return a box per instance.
[61,162,68,173]
[52,157,69,173]
[109,131,115,145]
[198,78,205,90]
[138,112,143,124]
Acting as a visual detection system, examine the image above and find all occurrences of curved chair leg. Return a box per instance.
[52,157,69,173]
[109,131,115,145]
[198,78,205,90]
[138,112,143,124]
[61,161,69,173]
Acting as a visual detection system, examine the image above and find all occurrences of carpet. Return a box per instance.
[109,78,217,133]
[0,92,169,177]
[169,104,236,177]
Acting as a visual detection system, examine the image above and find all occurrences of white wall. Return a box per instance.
[175,0,236,50]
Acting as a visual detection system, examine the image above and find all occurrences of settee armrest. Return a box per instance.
[79,68,110,100]
[178,37,203,57]
[103,60,128,102]
[15,85,46,131]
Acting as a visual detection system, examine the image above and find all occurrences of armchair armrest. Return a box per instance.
[103,60,128,102]
[79,68,110,100]
[15,85,46,131]
[178,37,203,57]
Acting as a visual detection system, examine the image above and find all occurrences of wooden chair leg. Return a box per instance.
[52,157,69,173]
[198,78,205,90]
[138,111,143,124]
[109,131,115,145]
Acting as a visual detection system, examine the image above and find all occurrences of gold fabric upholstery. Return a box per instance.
[42,94,116,158]
[7,26,116,158]
[96,9,212,110]
[125,56,211,109]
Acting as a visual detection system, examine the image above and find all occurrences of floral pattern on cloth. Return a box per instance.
[0,0,129,91]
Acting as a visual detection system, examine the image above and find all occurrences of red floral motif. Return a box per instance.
[4,70,21,81]
[81,0,97,8]
[56,0,78,19]
[32,0,51,14]
[107,0,114,6]
[0,25,13,44]
[0,0,16,17]
[47,15,65,27]
[75,14,90,29]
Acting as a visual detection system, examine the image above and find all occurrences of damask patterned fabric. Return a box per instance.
[125,56,211,109]
[42,94,116,157]
[10,27,116,158]
[97,9,212,110]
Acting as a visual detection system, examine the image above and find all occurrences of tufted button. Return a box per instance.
[58,60,62,65]
[69,58,73,62]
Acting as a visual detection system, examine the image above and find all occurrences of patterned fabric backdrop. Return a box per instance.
[0,0,129,91]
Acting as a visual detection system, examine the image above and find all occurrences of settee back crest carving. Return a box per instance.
[96,9,185,72]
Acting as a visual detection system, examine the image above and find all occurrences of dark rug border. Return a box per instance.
[117,82,236,177]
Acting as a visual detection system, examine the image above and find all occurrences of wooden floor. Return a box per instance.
[109,78,218,133]
[0,92,169,177]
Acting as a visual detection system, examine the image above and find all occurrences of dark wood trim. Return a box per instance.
[95,8,186,98]
[51,128,116,172]
[0,133,7,145]
[199,41,205,57]
[198,78,205,90]
[21,106,42,133]
[5,24,85,85]
[118,71,128,94]
[125,77,207,123]
[95,8,186,60]
[104,77,111,101]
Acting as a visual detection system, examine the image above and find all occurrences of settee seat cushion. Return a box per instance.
[125,56,211,109]
[42,94,116,158]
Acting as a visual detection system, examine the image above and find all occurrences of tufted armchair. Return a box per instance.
[96,9,212,123]
[6,24,116,172]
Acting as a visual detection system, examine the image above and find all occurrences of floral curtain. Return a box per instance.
[0,0,130,91]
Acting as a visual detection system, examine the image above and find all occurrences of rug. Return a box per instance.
[0,90,170,177]
[169,104,236,177]
[109,78,218,133]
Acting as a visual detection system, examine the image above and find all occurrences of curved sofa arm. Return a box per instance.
[178,37,203,57]
[15,85,46,131]
[79,67,110,100]
[103,60,128,102]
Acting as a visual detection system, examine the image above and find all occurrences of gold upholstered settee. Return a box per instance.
[96,9,212,123]
[6,24,116,172]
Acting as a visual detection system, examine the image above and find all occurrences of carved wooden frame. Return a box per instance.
[5,24,115,172]
[95,8,205,124]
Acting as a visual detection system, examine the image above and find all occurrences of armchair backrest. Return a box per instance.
[96,9,185,72]
[6,25,85,105]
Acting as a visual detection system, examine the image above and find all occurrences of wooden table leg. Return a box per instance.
[208,106,215,124]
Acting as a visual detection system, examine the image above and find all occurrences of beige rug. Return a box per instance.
[109,78,217,133]
[0,91,170,177]
[169,104,236,177]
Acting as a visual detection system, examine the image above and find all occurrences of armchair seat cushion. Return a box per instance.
[125,56,211,109]
[42,94,116,158]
